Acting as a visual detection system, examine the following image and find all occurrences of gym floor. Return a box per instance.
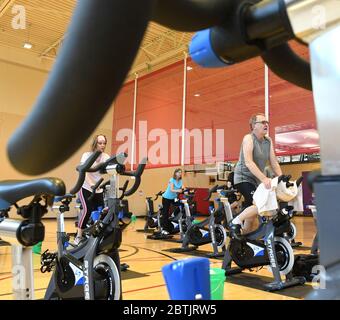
[0,216,316,300]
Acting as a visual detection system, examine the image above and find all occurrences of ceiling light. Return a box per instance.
[23,42,33,49]
[194,93,200,97]
[187,66,193,71]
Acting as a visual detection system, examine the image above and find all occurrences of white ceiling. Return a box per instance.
[0,0,193,80]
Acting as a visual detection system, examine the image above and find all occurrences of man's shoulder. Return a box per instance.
[264,136,272,143]
[243,134,253,143]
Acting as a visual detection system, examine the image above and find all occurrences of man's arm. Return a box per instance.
[268,137,282,176]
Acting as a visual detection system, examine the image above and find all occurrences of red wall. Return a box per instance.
[112,41,316,167]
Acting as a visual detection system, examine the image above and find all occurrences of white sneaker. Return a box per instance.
[161,230,169,236]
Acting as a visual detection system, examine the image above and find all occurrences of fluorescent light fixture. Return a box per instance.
[23,42,33,49]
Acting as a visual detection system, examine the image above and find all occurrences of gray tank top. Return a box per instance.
[234,133,271,186]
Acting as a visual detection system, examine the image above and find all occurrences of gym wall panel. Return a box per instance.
[135,61,184,168]
[185,57,265,163]
[111,82,135,164]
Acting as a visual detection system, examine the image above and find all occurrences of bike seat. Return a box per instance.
[0,178,66,210]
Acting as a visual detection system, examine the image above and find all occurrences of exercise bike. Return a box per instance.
[222,175,306,291]
[168,185,229,258]
[0,177,66,299]
[136,191,163,233]
[148,189,196,241]
[41,151,146,300]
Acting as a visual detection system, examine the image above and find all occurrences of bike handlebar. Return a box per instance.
[87,178,104,201]
[154,191,164,201]
[123,158,147,197]
[69,151,101,195]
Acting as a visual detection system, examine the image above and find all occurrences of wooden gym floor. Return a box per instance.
[0,216,316,300]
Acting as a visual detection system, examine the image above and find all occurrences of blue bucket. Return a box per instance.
[162,257,211,300]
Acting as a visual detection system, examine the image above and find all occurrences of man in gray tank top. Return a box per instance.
[230,113,282,237]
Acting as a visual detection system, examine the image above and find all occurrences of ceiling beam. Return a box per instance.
[40,34,65,57]
[129,45,188,77]
[140,46,157,60]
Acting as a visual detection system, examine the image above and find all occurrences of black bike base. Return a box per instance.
[167,246,198,253]
[263,276,306,291]
[207,252,225,258]
[291,241,303,248]
[136,228,154,234]
[147,233,174,240]
[120,263,129,272]
[224,267,244,276]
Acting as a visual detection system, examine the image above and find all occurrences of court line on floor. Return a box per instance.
[123,284,166,294]
[125,245,177,261]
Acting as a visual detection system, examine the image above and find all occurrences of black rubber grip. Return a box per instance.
[69,151,101,195]
[122,159,147,196]
[204,184,219,201]
[123,158,147,177]
[99,180,110,191]
[154,191,164,200]
[261,43,312,91]
[88,153,127,173]
[119,180,130,200]
[152,0,232,31]
[88,178,104,201]
[124,177,141,197]
[7,0,153,175]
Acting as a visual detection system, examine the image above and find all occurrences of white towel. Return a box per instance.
[253,177,279,215]
[288,183,303,212]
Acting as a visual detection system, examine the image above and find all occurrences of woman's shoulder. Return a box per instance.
[81,151,92,160]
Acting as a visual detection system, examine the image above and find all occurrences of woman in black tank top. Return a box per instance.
[230,113,282,236]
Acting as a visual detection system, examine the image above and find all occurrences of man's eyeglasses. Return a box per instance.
[255,121,269,125]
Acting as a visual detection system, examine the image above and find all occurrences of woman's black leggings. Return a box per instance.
[160,197,176,232]
[234,182,257,209]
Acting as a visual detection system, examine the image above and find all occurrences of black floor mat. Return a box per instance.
[147,236,182,243]
[121,270,150,280]
[162,248,224,259]
[225,272,313,299]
